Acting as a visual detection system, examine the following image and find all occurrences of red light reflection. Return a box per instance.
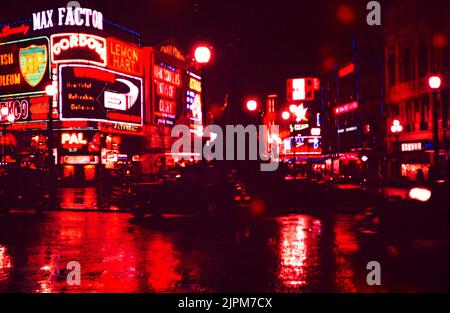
[277,215,321,290]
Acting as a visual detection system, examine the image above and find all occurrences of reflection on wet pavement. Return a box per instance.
[57,188,120,211]
[0,211,447,292]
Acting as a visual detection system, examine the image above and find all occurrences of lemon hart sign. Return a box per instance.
[0,36,51,99]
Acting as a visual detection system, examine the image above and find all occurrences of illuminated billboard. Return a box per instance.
[0,96,49,122]
[0,36,50,98]
[186,72,202,130]
[51,33,107,66]
[107,38,142,76]
[59,64,143,125]
[286,77,320,102]
[154,62,182,125]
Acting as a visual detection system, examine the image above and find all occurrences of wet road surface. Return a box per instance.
[0,204,448,292]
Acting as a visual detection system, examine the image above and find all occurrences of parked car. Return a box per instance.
[0,167,51,214]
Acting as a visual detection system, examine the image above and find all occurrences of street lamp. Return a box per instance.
[391,119,403,177]
[194,45,212,64]
[245,99,258,112]
[281,110,298,177]
[428,75,442,173]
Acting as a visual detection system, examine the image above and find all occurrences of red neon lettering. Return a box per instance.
[73,67,116,83]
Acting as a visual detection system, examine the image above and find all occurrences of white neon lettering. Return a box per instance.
[58,8,65,26]
[74,8,84,26]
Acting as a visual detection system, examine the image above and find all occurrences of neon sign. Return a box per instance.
[32,7,103,31]
[186,72,202,130]
[107,38,142,76]
[401,142,423,152]
[51,33,106,66]
[156,81,176,99]
[287,77,319,102]
[154,65,181,86]
[61,132,87,147]
[158,98,176,116]
[290,103,308,122]
[159,45,186,61]
[338,63,355,78]
[189,77,202,92]
[0,99,29,120]
[0,24,30,39]
[334,101,358,115]
[59,64,143,125]
[0,37,50,98]
[154,61,182,125]
[289,124,308,132]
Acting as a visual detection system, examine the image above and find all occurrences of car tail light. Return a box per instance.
[234,196,242,201]
[244,196,251,201]
[408,187,431,202]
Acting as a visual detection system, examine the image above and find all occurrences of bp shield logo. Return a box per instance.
[19,44,48,87]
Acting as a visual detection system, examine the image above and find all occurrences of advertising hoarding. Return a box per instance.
[0,36,50,98]
[59,64,143,125]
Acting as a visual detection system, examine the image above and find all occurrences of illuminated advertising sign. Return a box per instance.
[0,96,49,122]
[0,37,50,98]
[287,77,319,102]
[401,142,423,152]
[0,24,30,39]
[154,62,182,125]
[189,76,202,92]
[59,64,143,125]
[32,7,103,31]
[60,131,101,156]
[98,121,143,135]
[61,132,87,147]
[289,124,308,132]
[334,101,358,115]
[159,45,186,62]
[338,63,355,78]
[186,72,202,130]
[51,33,106,66]
[107,38,142,76]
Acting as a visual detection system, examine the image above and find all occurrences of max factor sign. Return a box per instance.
[32,7,103,31]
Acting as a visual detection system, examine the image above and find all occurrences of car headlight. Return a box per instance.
[408,187,432,202]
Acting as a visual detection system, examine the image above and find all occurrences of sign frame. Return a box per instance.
[0,36,51,99]
[58,64,143,126]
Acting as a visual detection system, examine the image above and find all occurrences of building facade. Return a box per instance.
[0,5,203,181]
[322,27,385,182]
[384,0,450,181]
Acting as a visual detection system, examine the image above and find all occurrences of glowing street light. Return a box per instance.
[390,119,403,134]
[391,119,403,177]
[246,99,258,112]
[194,45,211,64]
[282,111,290,120]
[428,75,441,89]
[429,75,443,171]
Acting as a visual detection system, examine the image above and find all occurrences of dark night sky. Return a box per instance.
[1,0,382,108]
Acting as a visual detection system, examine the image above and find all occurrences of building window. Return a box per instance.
[420,95,429,130]
[418,42,428,78]
[406,101,413,132]
[403,47,412,82]
[388,53,396,86]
